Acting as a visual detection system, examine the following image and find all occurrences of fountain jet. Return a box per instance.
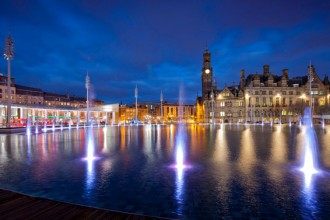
[300,107,319,188]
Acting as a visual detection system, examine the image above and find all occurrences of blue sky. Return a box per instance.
[1,0,330,104]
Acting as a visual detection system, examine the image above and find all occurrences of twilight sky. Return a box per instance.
[1,0,330,104]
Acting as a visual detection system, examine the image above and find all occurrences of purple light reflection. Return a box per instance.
[82,127,98,199]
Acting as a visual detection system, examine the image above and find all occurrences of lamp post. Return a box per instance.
[308,64,313,116]
[299,93,306,123]
[135,84,138,122]
[85,72,90,125]
[245,94,249,123]
[160,90,163,123]
[4,34,14,128]
[275,93,281,123]
[210,90,214,124]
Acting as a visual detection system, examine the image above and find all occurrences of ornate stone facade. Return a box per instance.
[197,49,330,123]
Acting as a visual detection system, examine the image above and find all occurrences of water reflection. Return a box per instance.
[174,125,188,216]
[271,125,287,163]
[0,125,328,219]
[214,126,228,162]
[239,127,256,173]
[83,127,96,199]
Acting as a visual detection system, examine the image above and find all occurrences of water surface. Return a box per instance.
[0,124,329,219]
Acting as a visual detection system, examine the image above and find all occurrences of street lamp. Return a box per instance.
[4,34,14,128]
[135,84,138,123]
[160,90,163,123]
[299,93,306,123]
[245,94,249,123]
[275,93,281,123]
[85,72,90,125]
[210,90,214,124]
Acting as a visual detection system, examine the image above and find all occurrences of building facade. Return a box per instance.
[119,104,149,124]
[198,49,330,123]
[0,73,105,126]
[161,102,195,123]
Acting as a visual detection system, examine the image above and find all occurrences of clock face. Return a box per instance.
[205,69,210,74]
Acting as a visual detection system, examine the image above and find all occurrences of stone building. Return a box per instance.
[118,104,148,123]
[161,102,195,123]
[197,49,330,123]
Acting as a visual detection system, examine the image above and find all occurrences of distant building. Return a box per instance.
[197,49,330,123]
[161,102,195,123]
[119,104,148,123]
[16,85,43,105]
[0,73,16,103]
[0,73,106,126]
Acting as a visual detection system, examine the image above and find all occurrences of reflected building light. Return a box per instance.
[143,125,152,155]
[1,139,7,160]
[102,126,107,151]
[239,128,256,174]
[156,124,161,150]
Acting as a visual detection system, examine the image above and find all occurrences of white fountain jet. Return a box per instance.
[300,107,319,188]
[35,120,39,134]
[26,117,31,135]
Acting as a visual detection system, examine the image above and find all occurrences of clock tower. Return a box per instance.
[202,48,213,100]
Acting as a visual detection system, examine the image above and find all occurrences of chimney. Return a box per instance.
[240,69,245,78]
[263,65,269,74]
[282,69,288,78]
[308,65,315,74]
